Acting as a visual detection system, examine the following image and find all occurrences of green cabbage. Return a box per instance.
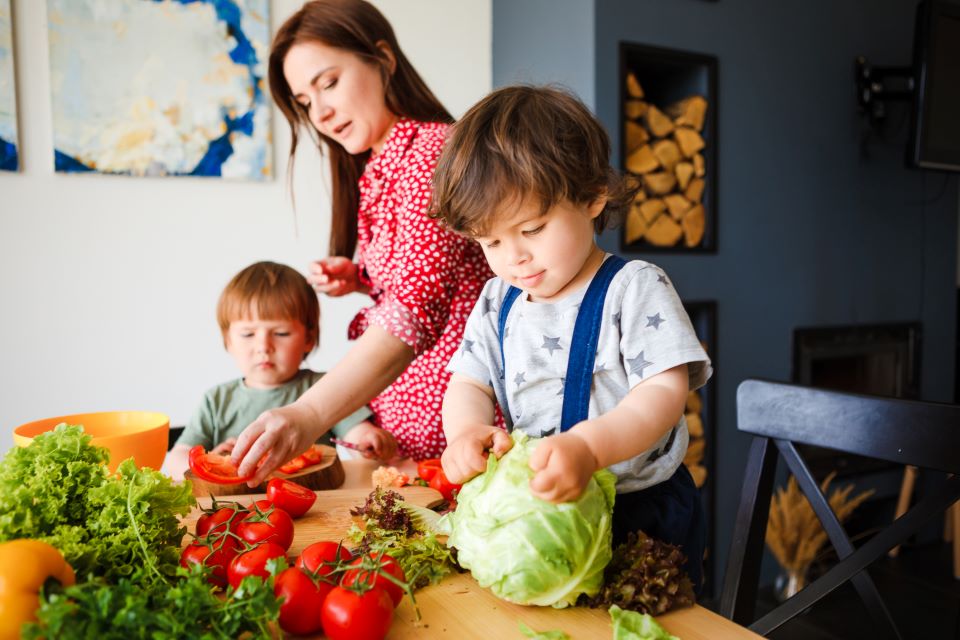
[440,431,616,608]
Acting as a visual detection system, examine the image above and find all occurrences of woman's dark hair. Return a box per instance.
[270,0,453,258]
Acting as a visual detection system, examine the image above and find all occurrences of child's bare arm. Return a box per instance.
[163,443,192,480]
[441,373,512,484]
[529,364,689,503]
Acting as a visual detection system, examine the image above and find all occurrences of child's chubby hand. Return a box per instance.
[341,420,397,461]
[307,257,362,297]
[528,431,599,503]
[210,438,237,456]
[441,424,512,484]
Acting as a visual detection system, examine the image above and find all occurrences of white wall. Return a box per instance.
[0,0,491,455]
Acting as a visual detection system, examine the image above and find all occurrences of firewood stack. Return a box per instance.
[623,72,708,248]
[682,337,709,488]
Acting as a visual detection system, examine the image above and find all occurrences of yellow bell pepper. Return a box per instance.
[0,539,75,640]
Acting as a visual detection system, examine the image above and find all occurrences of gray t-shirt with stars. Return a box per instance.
[449,256,712,493]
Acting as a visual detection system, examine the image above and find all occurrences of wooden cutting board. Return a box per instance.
[179,485,762,640]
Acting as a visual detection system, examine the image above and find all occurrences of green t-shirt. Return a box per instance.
[175,369,372,449]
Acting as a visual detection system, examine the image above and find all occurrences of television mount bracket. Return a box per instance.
[855,56,915,127]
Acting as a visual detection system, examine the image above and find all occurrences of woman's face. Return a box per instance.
[284,41,397,155]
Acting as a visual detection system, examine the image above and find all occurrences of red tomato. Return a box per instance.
[296,540,352,578]
[341,552,405,607]
[300,444,325,465]
[321,586,394,640]
[227,541,287,590]
[278,457,307,475]
[275,566,329,636]
[266,478,317,518]
[235,500,295,550]
[196,503,247,537]
[188,445,253,484]
[180,534,240,587]
[428,469,462,502]
[416,458,443,482]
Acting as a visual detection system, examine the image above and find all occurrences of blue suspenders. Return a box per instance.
[497,255,628,432]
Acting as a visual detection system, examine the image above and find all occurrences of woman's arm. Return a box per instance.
[232,324,414,484]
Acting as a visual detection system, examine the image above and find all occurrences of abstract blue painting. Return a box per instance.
[47,0,271,179]
[0,0,18,172]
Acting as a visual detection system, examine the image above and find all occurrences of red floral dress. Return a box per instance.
[347,118,492,460]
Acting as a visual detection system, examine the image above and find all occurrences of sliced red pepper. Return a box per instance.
[416,458,443,482]
[188,445,253,484]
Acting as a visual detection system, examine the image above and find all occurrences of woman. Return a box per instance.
[232,0,491,484]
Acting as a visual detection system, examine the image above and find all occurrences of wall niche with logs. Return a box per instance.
[620,42,718,252]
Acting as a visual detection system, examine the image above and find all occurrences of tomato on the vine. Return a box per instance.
[196,503,247,537]
[227,541,286,589]
[235,499,295,550]
[275,566,328,636]
[180,534,240,587]
[341,552,405,607]
[416,458,443,482]
[266,478,316,518]
[428,469,462,502]
[188,445,253,484]
[321,586,394,640]
[296,540,352,578]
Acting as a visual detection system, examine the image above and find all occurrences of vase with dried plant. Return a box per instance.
[765,472,874,600]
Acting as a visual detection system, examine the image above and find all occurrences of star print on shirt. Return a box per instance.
[481,296,497,315]
[556,378,565,396]
[657,274,669,286]
[646,313,665,330]
[594,361,607,374]
[541,336,563,356]
[612,312,622,327]
[514,371,526,388]
[539,427,557,437]
[628,351,654,378]
[461,338,475,354]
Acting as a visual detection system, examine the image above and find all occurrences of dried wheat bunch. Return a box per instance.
[765,472,874,574]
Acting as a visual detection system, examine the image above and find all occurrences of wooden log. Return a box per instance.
[644,105,675,138]
[686,389,702,414]
[185,445,344,497]
[667,95,708,131]
[633,187,647,203]
[626,72,644,98]
[652,139,682,172]
[624,99,648,120]
[682,203,706,248]
[625,206,648,244]
[693,153,706,177]
[638,198,666,223]
[675,161,694,190]
[645,214,683,246]
[643,170,677,195]
[684,438,705,466]
[674,126,705,158]
[625,144,659,174]
[685,177,705,203]
[686,412,704,438]
[664,193,693,220]
[687,463,707,488]
[625,120,649,154]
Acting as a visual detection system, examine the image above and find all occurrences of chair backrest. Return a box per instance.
[720,379,960,639]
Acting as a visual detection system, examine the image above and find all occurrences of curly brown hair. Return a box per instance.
[430,85,638,237]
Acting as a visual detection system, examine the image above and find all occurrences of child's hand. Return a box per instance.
[441,424,512,484]
[210,438,237,456]
[528,432,599,503]
[307,257,362,297]
[342,421,397,461]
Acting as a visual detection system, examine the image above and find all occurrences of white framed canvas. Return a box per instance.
[47,0,271,179]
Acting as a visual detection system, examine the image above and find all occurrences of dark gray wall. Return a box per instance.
[494,0,958,594]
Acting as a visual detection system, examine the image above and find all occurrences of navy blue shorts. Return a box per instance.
[612,463,706,595]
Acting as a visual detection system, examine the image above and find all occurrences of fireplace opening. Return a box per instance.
[791,323,921,479]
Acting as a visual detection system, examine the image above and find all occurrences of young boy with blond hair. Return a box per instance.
[431,86,712,591]
[165,261,394,478]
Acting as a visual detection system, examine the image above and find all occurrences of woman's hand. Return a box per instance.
[441,424,512,484]
[528,431,599,503]
[231,402,320,486]
[307,257,364,297]
[341,420,398,461]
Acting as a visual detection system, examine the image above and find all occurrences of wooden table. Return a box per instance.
[181,459,762,640]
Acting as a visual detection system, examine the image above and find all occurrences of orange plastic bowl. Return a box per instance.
[13,411,170,472]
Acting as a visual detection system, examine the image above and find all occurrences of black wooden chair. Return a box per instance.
[720,379,960,639]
